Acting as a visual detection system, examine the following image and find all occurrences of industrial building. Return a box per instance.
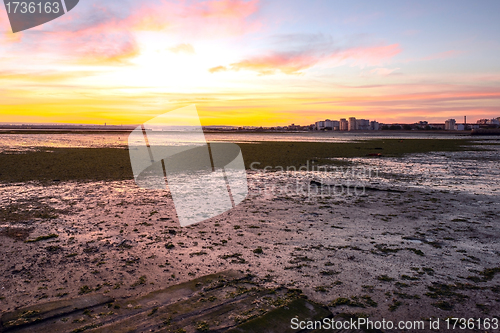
[445,119,456,130]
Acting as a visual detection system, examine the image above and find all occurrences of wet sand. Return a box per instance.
[1,139,499,331]
[0,138,482,182]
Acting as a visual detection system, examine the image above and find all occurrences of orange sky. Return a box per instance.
[1,0,499,126]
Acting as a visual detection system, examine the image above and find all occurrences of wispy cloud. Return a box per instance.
[208,65,228,73]
[1,0,261,65]
[73,32,140,64]
[169,43,195,54]
[0,70,95,82]
[306,89,500,107]
[210,34,401,75]
[368,67,400,76]
[229,52,317,75]
[2,31,22,43]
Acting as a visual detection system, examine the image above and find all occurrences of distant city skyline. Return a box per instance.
[2,115,499,131]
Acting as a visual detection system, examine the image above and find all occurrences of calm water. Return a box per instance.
[0,131,472,152]
[1,131,498,197]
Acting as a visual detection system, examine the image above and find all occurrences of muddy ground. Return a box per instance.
[1,181,499,326]
[0,140,499,332]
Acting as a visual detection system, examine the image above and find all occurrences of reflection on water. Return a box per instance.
[0,132,498,197]
[0,133,127,152]
[243,141,500,198]
[0,144,498,234]
[0,131,471,153]
[1,141,498,223]
[340,143,500,196]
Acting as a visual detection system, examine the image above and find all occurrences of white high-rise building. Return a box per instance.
[315,121,325,130]
[331,120,340,130]
[356,119,370,130]
[324,119,333,130]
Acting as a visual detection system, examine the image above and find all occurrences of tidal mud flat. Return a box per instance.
[0,139,499,331]
[0,138,486,183]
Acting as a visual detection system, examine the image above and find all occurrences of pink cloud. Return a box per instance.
[229,53,317,75]
[333,44,401,67]
[1,0,261,65]
[75,32,140,64]
[128,0,261,37]
[213,43,401,75]
[2,31,23,43]
[190,0,259,19]
[306,89,500,108]
[0,6,10,29]
[298,86,500,123]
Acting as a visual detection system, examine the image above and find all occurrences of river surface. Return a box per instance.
[0,130,473,153]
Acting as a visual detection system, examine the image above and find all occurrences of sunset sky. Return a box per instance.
[1,0,500,126]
